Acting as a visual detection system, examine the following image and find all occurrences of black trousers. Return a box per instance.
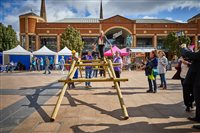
[148,77,157,91]
[115,70,120,86]
[98,45,104,59]
[181,78,194,108]
[194,86,200,120]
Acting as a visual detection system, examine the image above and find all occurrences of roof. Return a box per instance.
[135,19,179,23]
[33,46,56,55]
[20,12,40,17]
[3,45,31,55]
[188,13,200,21]
[57,17,178,23]
[57,18,99,23]
[58,46,72,55]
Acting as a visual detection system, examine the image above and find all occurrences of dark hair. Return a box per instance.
[151,50,157,58]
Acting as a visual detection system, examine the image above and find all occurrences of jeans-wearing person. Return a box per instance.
[85,68,93,86]
[85,53,93,87]
[159,74,167,88]
[158,52,168,89]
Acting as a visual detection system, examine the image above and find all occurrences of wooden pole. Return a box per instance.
[108,60,129,119]
[58,78,128,82]
[104,58,112,78]
[50,60,76,121]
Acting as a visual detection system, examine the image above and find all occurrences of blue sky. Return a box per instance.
[0,0,200,39]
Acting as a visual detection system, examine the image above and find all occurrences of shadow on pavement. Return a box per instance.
[71,121,199,133]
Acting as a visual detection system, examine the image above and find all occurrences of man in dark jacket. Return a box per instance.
[93,30,111,59]
[181,43,200,129]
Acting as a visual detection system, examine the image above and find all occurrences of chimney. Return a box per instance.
[100,0,103,19]
[40,0,47,21]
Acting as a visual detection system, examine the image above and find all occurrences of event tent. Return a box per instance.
[104,46,129,56]
[33,46,56,63]
[57,46,72,61]
[3,45,32,70]
[0,52,2,64]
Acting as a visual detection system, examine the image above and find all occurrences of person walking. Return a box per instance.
[60,56,65,74]
[181,43,200,129]
[43,56,51,74]
[93,30,111,59]
[85,51,93,88]
[49,57,54,70]
[144,51,158,93]
[158,51,168,89]
[179,56,194,112]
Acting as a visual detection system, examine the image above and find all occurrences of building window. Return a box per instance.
[40,36,57,52]
[82,37,96,52]
[29,35,36,52]
[136,37,152,47]
[157,37,165,49]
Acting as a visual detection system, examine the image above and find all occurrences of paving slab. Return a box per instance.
[0,70,199,133]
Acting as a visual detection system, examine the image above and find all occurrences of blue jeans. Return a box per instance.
[85,68,93,86]
[160,74,167,87]
[148,76,157,91]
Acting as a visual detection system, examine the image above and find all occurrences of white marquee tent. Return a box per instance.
[3,45,32,69]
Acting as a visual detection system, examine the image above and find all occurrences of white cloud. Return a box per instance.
[143,16,157,19]
[165,17,173,20]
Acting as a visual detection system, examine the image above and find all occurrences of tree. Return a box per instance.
[61,27,84,54]
[163,32,191,58]
[0,23,18,52]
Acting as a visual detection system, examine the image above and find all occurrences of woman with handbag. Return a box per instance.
[144,50,158,93]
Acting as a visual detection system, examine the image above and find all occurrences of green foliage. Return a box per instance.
[0,23,18,52]
[164,32,191,57]
[61,27,84,54]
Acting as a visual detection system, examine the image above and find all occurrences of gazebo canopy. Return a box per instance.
[33,46,56,55]
[3,45,31,55]
[104,46,129,56]
[58,46,72,55]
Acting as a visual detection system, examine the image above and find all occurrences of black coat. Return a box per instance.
[181,48,200,88]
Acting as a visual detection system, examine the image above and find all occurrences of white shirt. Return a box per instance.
[180,63,189,79]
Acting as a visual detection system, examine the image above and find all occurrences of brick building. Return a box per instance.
[19,0,200,52]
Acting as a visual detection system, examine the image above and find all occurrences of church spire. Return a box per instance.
[40,0,47,21]
[100,0,103,19]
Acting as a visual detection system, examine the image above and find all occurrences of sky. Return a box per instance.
[0,0,200,40]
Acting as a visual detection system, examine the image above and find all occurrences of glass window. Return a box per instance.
[29,35,36,52]
[40,36,57,52]
[136,37,152,47]
[82,37,97,52]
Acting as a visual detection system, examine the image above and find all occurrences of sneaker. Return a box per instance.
[85,86,89,88]
[153,90,157,93]
[159,85,163,88]
[88,85,92,88]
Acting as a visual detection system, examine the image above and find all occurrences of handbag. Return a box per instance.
[153,68,158,76]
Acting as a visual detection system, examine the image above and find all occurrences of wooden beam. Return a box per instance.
[58,78,128,83]
[64,63,120,67]
[51,60,76,121]
[108,59,129,119]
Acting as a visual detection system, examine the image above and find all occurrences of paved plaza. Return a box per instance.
[0,70,199,133]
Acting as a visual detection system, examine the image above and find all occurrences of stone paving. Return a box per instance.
[0,70,199,133]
